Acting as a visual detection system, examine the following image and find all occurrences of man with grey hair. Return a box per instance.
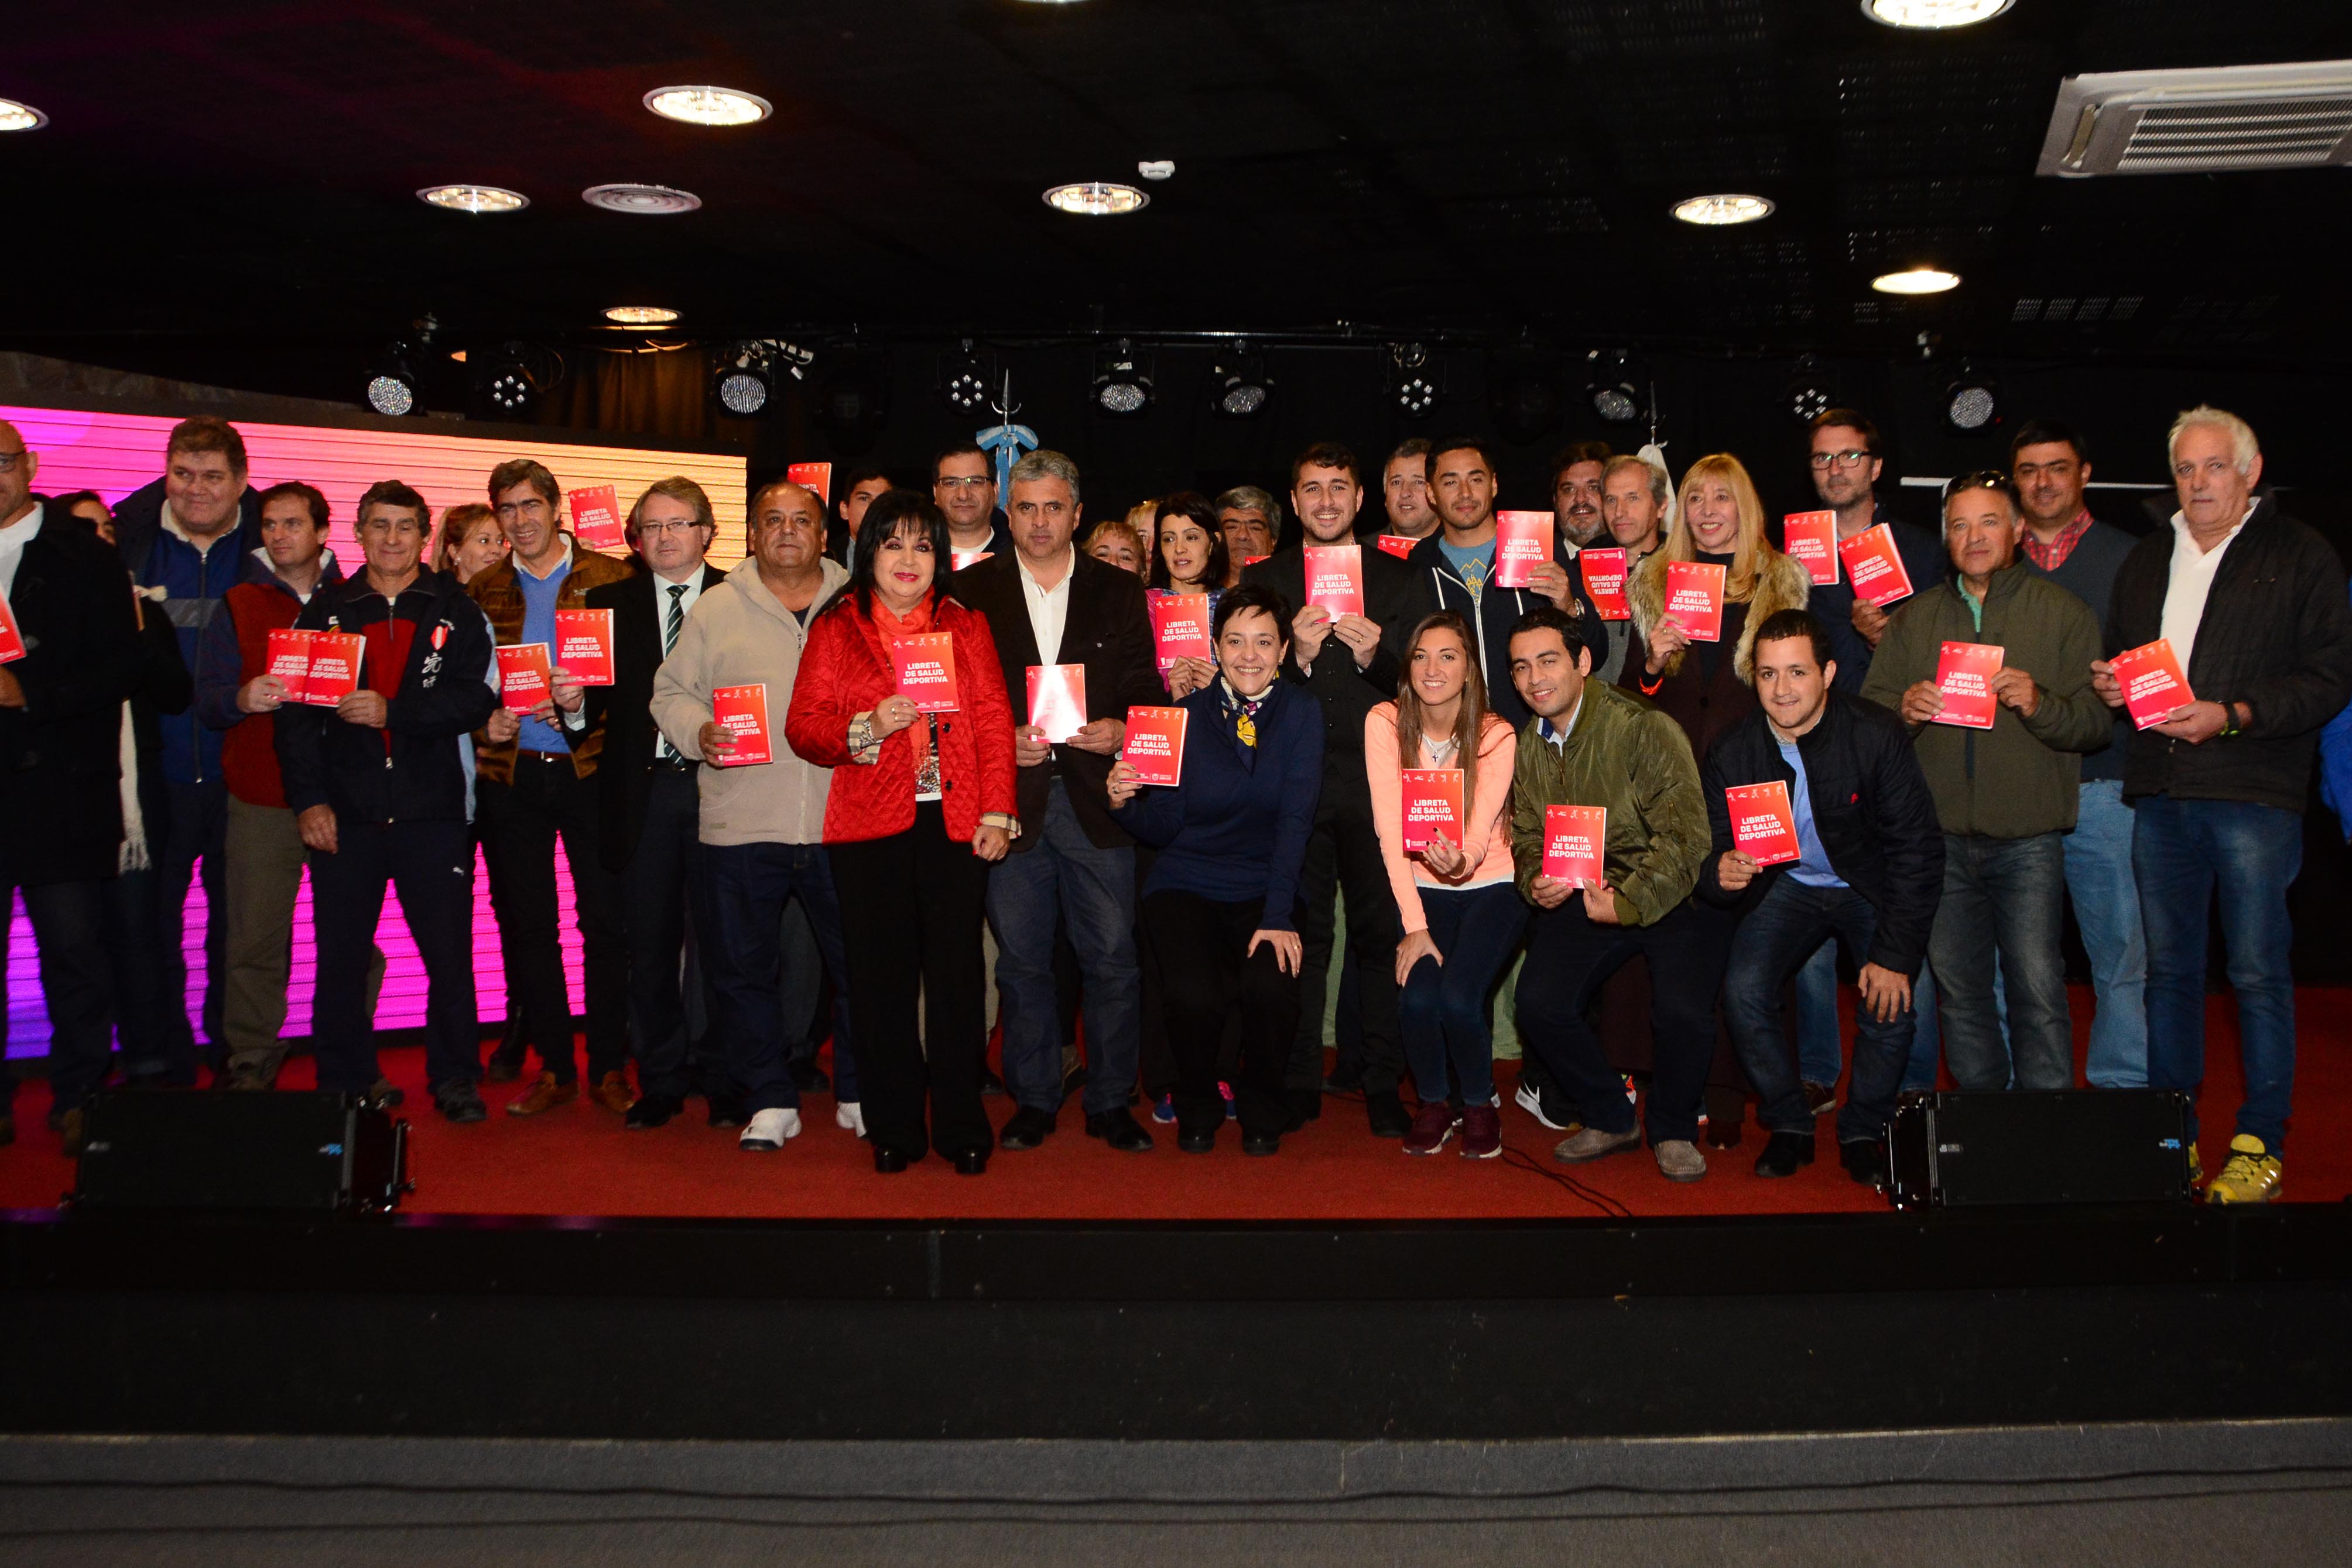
[2093,406,2352,1204]
[1595,453,1669,684]
[953,449,1165,1153]
[1215,485,1279,586]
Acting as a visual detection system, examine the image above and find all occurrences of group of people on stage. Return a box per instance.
[1,398,2344,1203]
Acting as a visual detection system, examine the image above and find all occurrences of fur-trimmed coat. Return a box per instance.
[1622,546,1811,758]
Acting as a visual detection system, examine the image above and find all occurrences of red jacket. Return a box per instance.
[785,591,1018,844]
[211,577,307,807]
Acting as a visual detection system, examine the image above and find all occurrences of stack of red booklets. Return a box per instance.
[1725,780,1802,865]
[1026,664,1087,744]
[551,607,615,686]
[1494,511,1553,589]
[567,485,625,552]
[891,633,960,713]
[1932,641,2003,729]
[1121,705,1187,787]
[1146,590,1213,675]
[1580,547,1629,619]
[2109,638,2193,730]
[265,628,368,706]
[1782,511,1839,585]
[1399,768,1464,852]
[1837,523,1914,607]
[1542,804,1607,886]
[710,683,772,765]
[1663,560,1726,641]
[494,642,554,711]
[1302,544,1364,618]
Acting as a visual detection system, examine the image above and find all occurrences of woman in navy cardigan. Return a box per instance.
[1107,584,1323,1154]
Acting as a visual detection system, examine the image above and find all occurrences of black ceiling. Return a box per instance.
[4,0,2348,402]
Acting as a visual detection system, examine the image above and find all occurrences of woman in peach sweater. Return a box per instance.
[1364,612,1524,1159]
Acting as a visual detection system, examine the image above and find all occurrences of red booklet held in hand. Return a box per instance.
[265,628,314,699]
[1122,705,1187,787]
[891,632,960,713]
[1837,523,1914,608]
[1580,547,1629,620]
[1933,641,2003,730]
[710,683,772,766]
[1375,534,1418,560]
[0,591,25,663]
[1542,804,1607,887]
[1302,544,1364,618]
[950,549,992,572]
[1494,511,1554,590]
[495,642,554,711]
[1783,511,1839,586]
[552,607,615,686]
[1027,663,1088,744]
[787,461,833,508]
[1400,768,1464,853]
[567,485,625,553]
[302,632,367,706]
[1663,560,1726,642]
[1147,590,1213,675]
[1726,780,1802,866]
[2110,638,2194,730]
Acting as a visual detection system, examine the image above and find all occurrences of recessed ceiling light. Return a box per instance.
[604,306,681,325]
[1872,267,1963,295]
[1671,193,1775,226]
[417,184,528,213]
[0,99,48,132]
[1043,181,1149,217]
[583,183,702,214]
[1861,0,2014,28]
[642,85,772,126]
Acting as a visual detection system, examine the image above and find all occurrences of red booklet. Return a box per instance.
[0,591,24,663]
[1542,803,1607,887]
[950,548,992,572]
[1026,663,1088,744]
[494,642,554,711]
[787,461,833,507]
[710,682,772,766]
[1147,590,1213,675]
[551,607,615,686]
[1399,767,1464,853]
[1375,534,1418,560]
[1663,560,1726,642]
[1580,547,1629,620]
[1933,641,2003,730]
[891,632,960,713]
[567,485,625,553]
[1783,511,1840,586]
[2110,638,2194,729]
[302,631,367,706]
[1122,704,1187,787]
[1242,553,1271,569]
[1837,523,1914,608]
[1301,544,1364,619]
[1726,780,1802,866]
[264,628,314,699]
[1494,511,1554,590]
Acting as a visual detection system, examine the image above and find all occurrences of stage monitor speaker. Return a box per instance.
[71,1091,409,1216]
[1888,1090,2193,1210]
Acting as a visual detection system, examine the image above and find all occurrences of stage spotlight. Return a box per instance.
[1784,358,1834,424]
[1944,369,2002,434]
[1091,339,1154,417]
[1209,344,1271,420]
[1583,350,1646,426]
[1490,354,1563,446]
[939,340,994,413]
[814,355,892,455]
[471,341,551,420]
[364,342,424,416]
[1387,343,1443,419]
[711,342,777,417]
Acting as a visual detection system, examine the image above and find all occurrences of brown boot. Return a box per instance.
[505,1070,578,1117]
[589,1070,638,1115]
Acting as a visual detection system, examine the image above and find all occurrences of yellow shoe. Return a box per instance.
[2204,1134,2281,1206]
[2187,1141,2202,1186]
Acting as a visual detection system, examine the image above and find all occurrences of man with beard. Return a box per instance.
[1550,441,1612,552]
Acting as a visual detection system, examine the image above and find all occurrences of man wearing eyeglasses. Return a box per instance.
[933,443,1010,565]
[1802,409,1944,696]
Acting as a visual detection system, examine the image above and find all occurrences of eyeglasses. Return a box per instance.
[1807,449,1873,470]
[635,518,707,536]
[1942,469,2013,501]
[936,475,992,492]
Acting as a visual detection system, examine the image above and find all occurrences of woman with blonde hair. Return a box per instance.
[1082,516,1148,577]
[434,502,509,584]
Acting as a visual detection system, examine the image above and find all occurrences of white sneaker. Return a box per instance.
[1515,1081,1572,1131]
[835,1100,866,1138]
[739,1107,802,1151]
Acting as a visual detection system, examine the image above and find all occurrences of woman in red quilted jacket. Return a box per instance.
[785,491,1019,1175]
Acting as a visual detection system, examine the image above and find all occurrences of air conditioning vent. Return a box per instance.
[2036,60,2352,177]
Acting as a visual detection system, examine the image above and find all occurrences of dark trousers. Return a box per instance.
[1140,889,1299,1136]
[697,838,853,1116]
[1400,882,1529,1107]
[477,755,626,1084]
[1516,897,1728,1146]
[159,776,227,1059]
[1,877,114,1115]
[1723,877,1915,1147]
[308,819,479,1094]
[830,803,991,1162]
[102,865,196,1086]
[625,768,725,1101]
[1287,769,1404,1094]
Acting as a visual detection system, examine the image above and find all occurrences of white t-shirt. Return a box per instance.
[2160,505,2253,675]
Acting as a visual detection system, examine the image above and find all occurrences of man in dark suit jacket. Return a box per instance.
[951,450,1162,1153]
[0,424,148,1151]
[1241,441,1418,1135]
[565,479,730,1129]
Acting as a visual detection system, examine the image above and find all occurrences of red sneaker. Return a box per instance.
[1402,1100,1457,1156]
[1460,1103,1503,1160]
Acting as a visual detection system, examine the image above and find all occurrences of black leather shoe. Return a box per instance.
[1177,1121,1217,1153]
[791,1060,831,1095]
[1323,1062,1365,1094]
[873,1146,909,1174]
[625,1093,685,1131]
[1286,1088,1322,1128]
[1085,1108,1154,1152]
[1364,1088,1412,1138]
[706,1092,748,1129]
[977,1065,1007,1096]
[1840,1138,1889,1187]
[953,1148,990,1176]
[1754,1129,1816,1178]
[1241,1129,1281,1156]
[483,1051,525,1085]
[998,1105,1056,1149]
[434,1086,487,1124]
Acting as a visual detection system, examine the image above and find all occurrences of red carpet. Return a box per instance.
[4,986,2346,1220]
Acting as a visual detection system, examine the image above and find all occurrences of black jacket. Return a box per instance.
[951,547,1162,851]
[274,567,498,826]
[1697,691,1944,977]
[0,512,145,886]
[1399,529,1608,728]
[2106,494,2352,814]
[1241,542,1417,767]
[572,562,726,871]
[125,598,193,834]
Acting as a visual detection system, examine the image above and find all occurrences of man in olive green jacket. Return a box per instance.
[1504,605,1717,1183]
[1860,474,2109,1095]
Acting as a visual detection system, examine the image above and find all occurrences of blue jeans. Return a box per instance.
[2066,779,2148,1088]
[1725,878,1916,1147]
[1399,883,1529,1107]
[697,840,851,1115]
[2133,795,2302,1151]
[1929,832,2072,1091]
[985,778,1141,1117]
[1797,940,1946,1092]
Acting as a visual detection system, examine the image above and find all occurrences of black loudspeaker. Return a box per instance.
[1888,1090,2194,1210]
[71,1091,409,1215]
